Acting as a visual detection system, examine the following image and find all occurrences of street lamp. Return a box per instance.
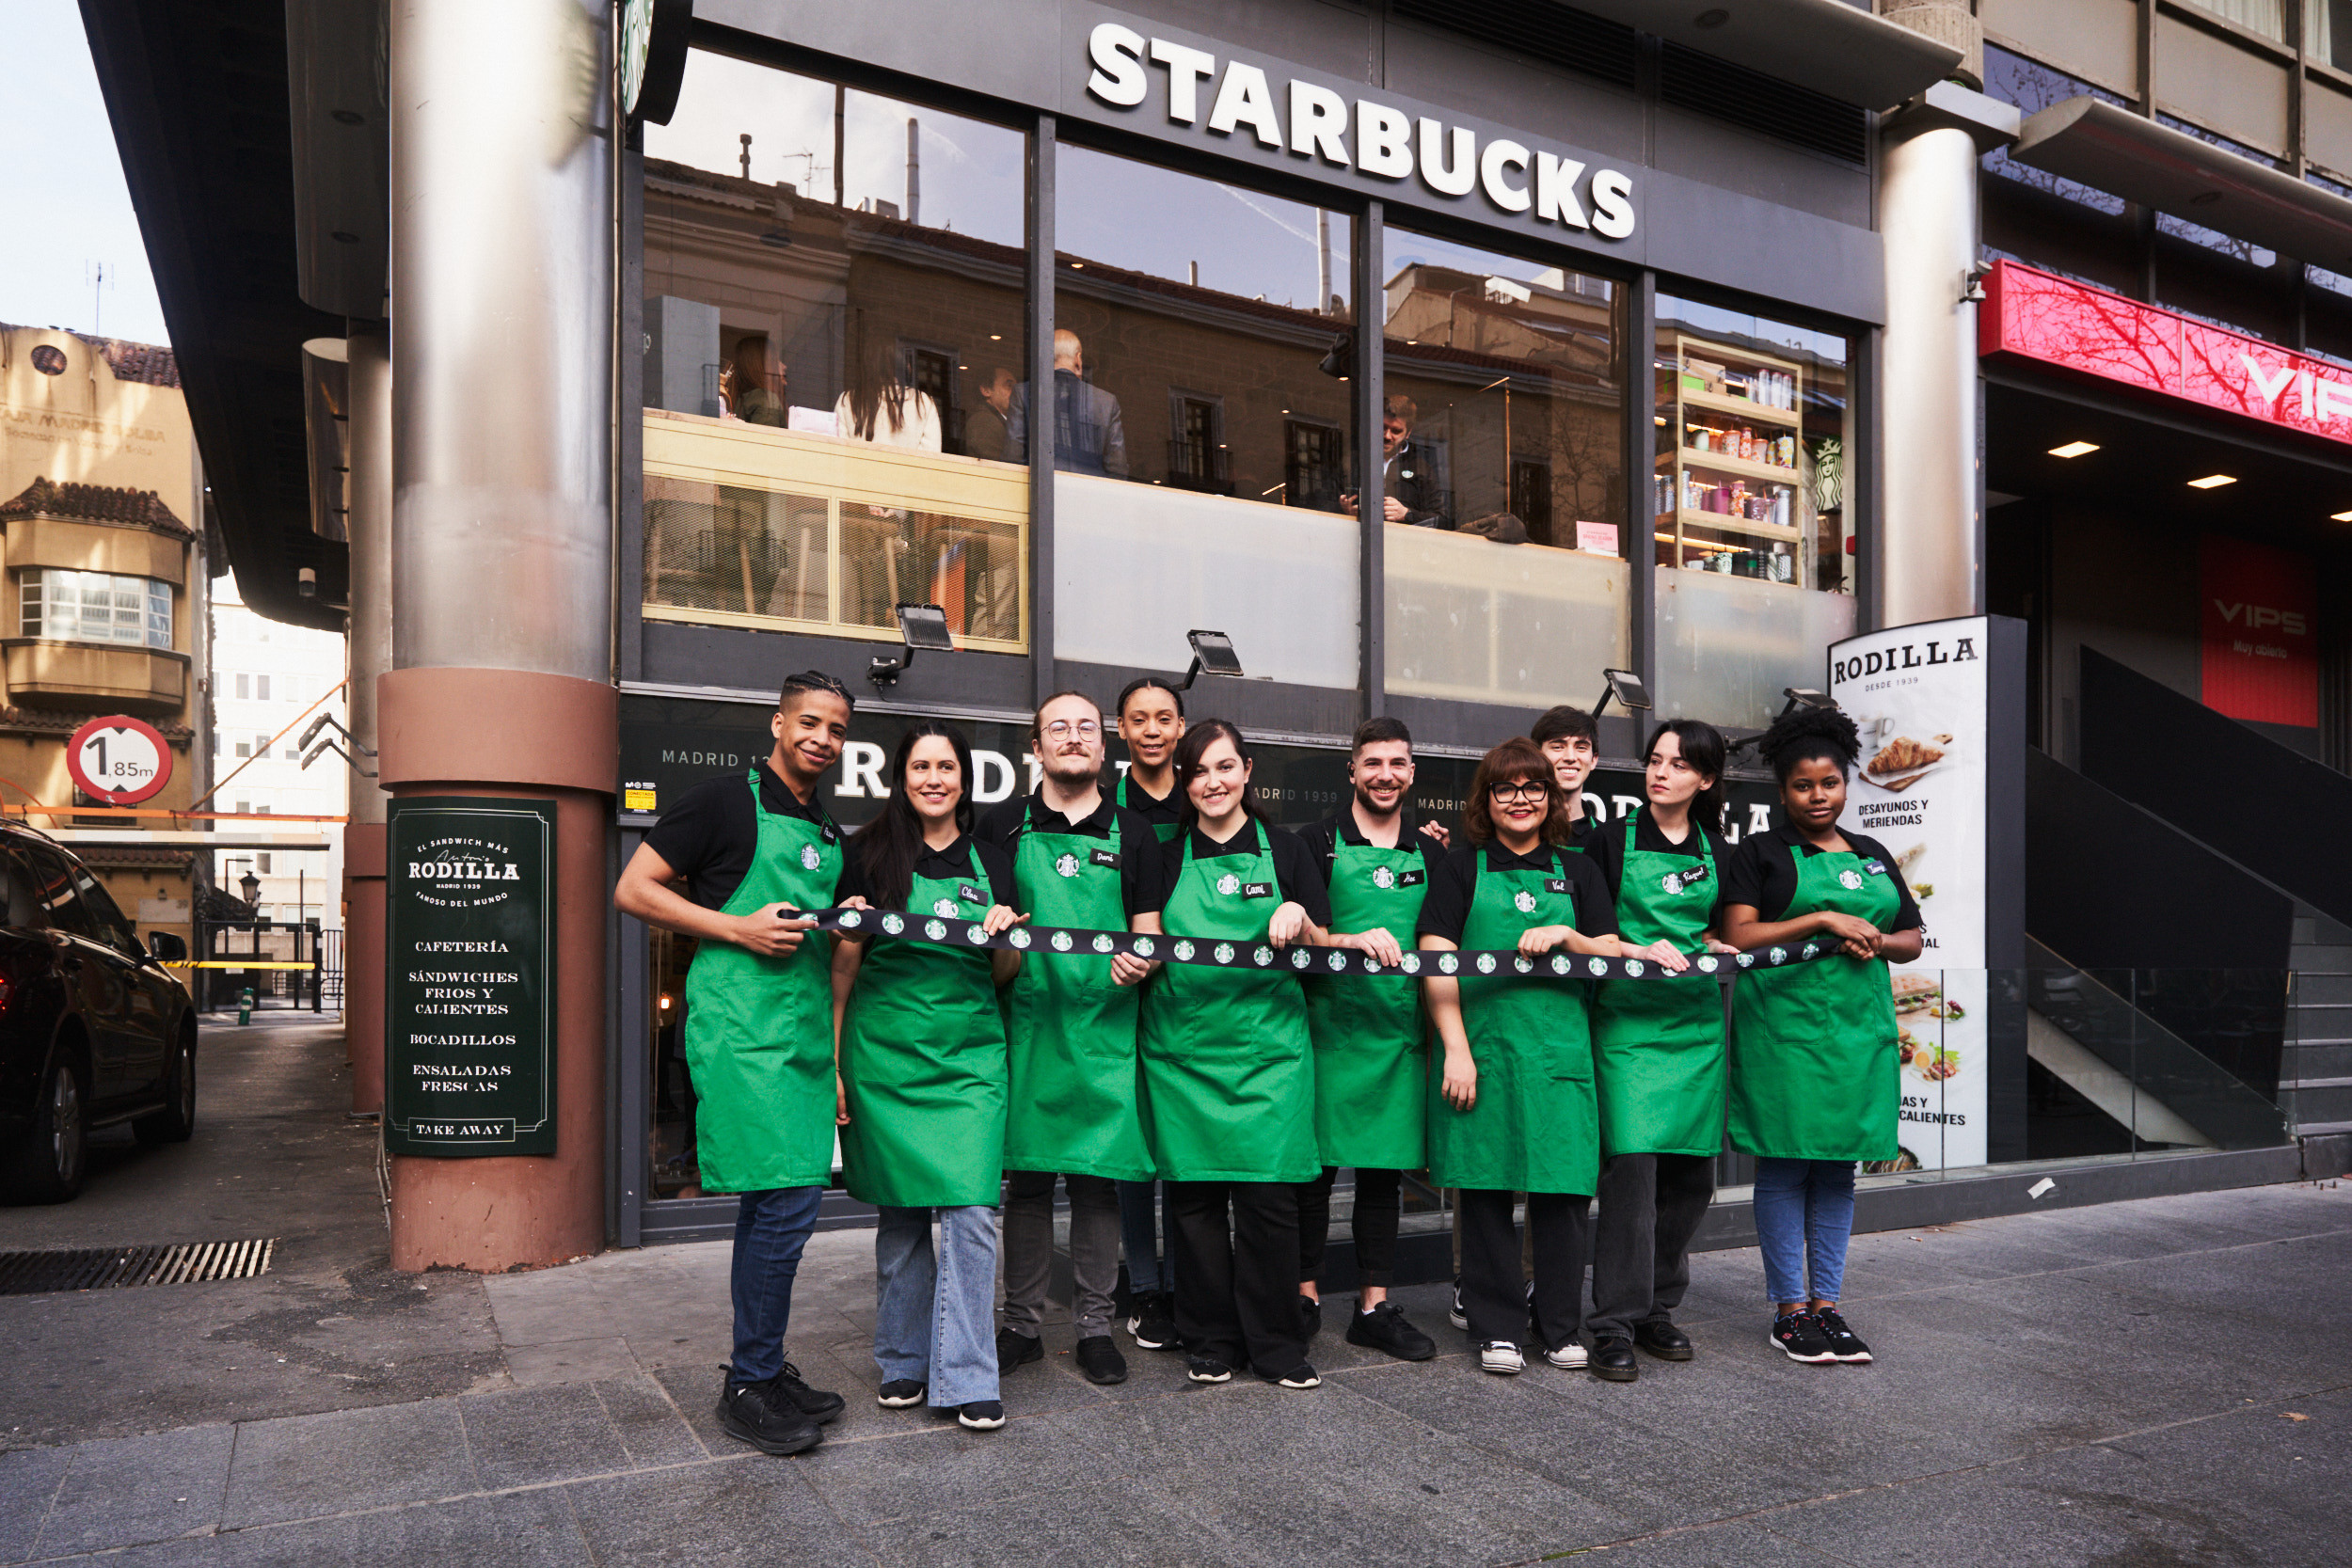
[238,870,261,905]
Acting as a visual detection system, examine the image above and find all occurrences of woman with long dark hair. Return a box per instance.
[1720,706,1923,1368]
[1138,720,1374,1389]
[1583,719,1738,1382]
[834,309,941,450]
[1418,737,1619,1377]
[831,722,1024,1430]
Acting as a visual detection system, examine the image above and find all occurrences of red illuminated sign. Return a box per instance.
[1980,261,2352,446]
[2200,534,2317,727]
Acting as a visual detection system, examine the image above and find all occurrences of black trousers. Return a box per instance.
[1168,1180,1308,1373]
[1296,1167,1404,1288]
[1587,1152,1716,1340]
[1457,1188,1590,1350]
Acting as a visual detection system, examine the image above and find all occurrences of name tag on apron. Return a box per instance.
[1241,881,1275,899]
[1397,869,1426,888]
[1545,878,1570,894]
[1862,860,1887,876]
[958,884,983,904]
[1090,848,1120,870]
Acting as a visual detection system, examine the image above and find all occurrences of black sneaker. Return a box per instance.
[1260,1363,1321,1389]
[1814,1307,1872,1363]
[1633,1319,1694,1361]
[876,1379,925,1408]
[1345,1301,1437,1362]
[774,1361,845,1424]
[955,1401,1007,1430]
[1448,1277,1469,1331]
[1770,1311,1836,1364]
[996,1327,1043,1371]
[1299,1294,1323,1340]
[1129,1291,1178,1351]
[1074,1333,1128,1385]
[717,1373,823,1455]
[1184,1354,1233,1384]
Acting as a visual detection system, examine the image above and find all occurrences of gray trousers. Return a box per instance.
[1000,1170,1120,1339]
[1586,1152,1715,1341]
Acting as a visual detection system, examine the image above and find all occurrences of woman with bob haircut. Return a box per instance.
[1416,736,1619,1377]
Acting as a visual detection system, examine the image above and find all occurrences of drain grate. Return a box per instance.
[0,1238,276,1295]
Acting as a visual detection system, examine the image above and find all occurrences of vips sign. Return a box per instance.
[1829,618,1992,1171]
[2200,534,2317,727]
[385,798,558,1157]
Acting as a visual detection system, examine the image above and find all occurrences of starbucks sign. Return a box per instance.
[386,797,558,1157]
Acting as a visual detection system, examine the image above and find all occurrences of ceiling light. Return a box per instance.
[2046,440,2100,458]
[2332,509,2352,522]
[2187,474,2236,489]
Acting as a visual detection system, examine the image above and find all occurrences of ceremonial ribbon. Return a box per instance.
[809,907,1845,982]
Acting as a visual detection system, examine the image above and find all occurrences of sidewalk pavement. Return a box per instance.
[4,1177,2348,1567]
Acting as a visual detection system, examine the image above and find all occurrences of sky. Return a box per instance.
[0,0,170,345]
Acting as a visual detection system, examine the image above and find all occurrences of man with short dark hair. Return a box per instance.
[1294,717,1442,1361]
[977,691,1166,1385]
[1342,394,1446,529]
[615,672,855,1456]
[1531,705,1602,849]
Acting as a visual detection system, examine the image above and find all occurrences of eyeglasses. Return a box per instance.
[1043,720,1101,740]
[1487,780,1549,802]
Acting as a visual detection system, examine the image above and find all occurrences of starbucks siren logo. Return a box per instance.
[965,924,988,944]
[1838,869,1864,891]
[1091,934,1116,954]
[933,897,959,917]
[1513,890,1537,914]
[1400,954,1422,974]
[1550,955,1571,974]
[1173,940,1196,961]
[924,919,946,941]
[1736,951,1755,967]
[1214,942,1234,965]
[1372,865,1395,890]
[1625,959,1645,977]
[1216,873,1241,896]
[1513,956,1534,974]
[1009,927,1032,949]
[1475,953,1496,974]
[1438,953,1458,974]
[1587,957,1608,976]
[1132,937,1155,958]
[1051,930,1073,952]
[1697,955,1718,973]
[1769,946,1788,964]
[1254,945,1275,967]
[838,910,864,928]
[1327,950,1347,972]
[1290,948,1311,969]
[1055,853,1081,879]
[1661,872,1685,895]
[800,843,822,871]
[881,913,905,935]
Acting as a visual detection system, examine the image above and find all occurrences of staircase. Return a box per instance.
[2288,906,2352,1136]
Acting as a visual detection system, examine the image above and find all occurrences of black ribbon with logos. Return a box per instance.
[811,907,1846,982]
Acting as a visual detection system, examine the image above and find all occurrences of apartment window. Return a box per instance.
[235,673,249,699]
[256,673,271,701]
[1168,394,1227,494]
[19,570,172,649]
[256,853,272,875]
[1283,420,1343,513]
[233,738,249,759]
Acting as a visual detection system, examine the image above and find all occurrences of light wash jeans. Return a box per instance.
[874,1204,1000,1408]
[1752,1158,1857,1306]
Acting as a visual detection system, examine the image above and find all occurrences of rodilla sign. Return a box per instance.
[1981,259,2352,445]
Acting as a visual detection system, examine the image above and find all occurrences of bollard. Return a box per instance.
[238,987,254,1026]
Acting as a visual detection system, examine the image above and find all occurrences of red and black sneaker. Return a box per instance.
[1770,1310,1836,1364]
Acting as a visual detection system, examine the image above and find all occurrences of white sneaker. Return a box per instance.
[1448,1277,1469,1331]
[1543,1341,1588,1370]
[1479,1340,1525,1375]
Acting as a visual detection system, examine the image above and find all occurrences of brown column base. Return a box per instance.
[344,823,387,1115]
[379,667,616,1274]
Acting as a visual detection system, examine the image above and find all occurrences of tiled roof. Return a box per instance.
[2,325,181,388]
[0,705,194,741]
[0,476,193,536]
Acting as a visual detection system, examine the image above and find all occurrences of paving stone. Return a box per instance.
[502,1338,642,1387]
[0,1447,70,1566]
[35,1423,234,1556]
[564,1457,878,1567]
[219,1400,474,1528]
[593,1375,707,1467]
[457,1383,632,1491]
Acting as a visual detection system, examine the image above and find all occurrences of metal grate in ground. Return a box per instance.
[0,1238,276,1295]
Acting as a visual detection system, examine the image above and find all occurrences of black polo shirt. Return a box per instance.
[977,791,1168,917]
[1415,839,1618,946]
[1295,805,1439,884]
[1720,826,1922,931]
[835,832,1021,916]
[1585,813,1728,928]
[1114,770,1184,836]
[1157,817,1332,927]
[642,760,843,911]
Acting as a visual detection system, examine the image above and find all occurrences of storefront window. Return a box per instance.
[1380,230,1628,706]
[640,53,1029,650]
[1050,143,1359,689]
[1653,294,1853,728]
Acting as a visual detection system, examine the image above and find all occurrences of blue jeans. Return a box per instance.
[729,1186,822,1386]
[874,1205,1000,1408]
[1119,1179,1171,1294]
[1753,1159,1856,1307]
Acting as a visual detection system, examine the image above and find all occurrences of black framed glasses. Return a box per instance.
[1487,780,1549,802]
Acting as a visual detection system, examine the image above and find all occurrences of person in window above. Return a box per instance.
[834,315,942,451]
[1142,720,1378,1390]
[1003,329,1128,478]
[1582,720,1740,1384]
[976,692,1168,1388]
[1417,736,1618,1379]
[969,365,1019,463]
[613,671,857,1458]
[1719,705,1923,1370]
[1294,717,1444,1364]
[830,723,1025,1433]
[1532,705,1603,850]
[731,338,787,428]
[1341,394,1446,530]
[1110,675,1186,1354]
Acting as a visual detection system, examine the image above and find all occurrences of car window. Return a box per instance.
[66,863,139,951]
[0,847,50,932]
[22,846,103,942]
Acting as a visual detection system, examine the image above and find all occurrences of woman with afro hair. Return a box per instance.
[1719,705,1922,1368]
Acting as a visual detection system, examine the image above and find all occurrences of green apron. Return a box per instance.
[1137,828,1321,1182]
[1118,773,1184,844]
[1728,840,1902,1162]
[1592,811,1725,1158]
[1000,803,1152,1180]
[681,768,842,1191]
[1426,847,1599,1196]
[1305,830,1427,1170]
[838,857,1009,1208]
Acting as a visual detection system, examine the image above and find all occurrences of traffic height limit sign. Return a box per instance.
[66,715,172,806]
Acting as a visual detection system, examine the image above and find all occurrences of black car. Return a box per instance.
[0,824,198,1202]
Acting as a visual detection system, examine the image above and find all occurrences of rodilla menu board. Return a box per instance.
[386,797,558,1156]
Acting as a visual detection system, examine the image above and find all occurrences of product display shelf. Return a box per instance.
[1655,332,1811,584]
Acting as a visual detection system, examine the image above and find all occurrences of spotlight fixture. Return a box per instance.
[2186,474,2237,489]
[868,603,956,686]
[2332,509,2352,522]
[2046,441,2100,458]
[1177,629,1245,690]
